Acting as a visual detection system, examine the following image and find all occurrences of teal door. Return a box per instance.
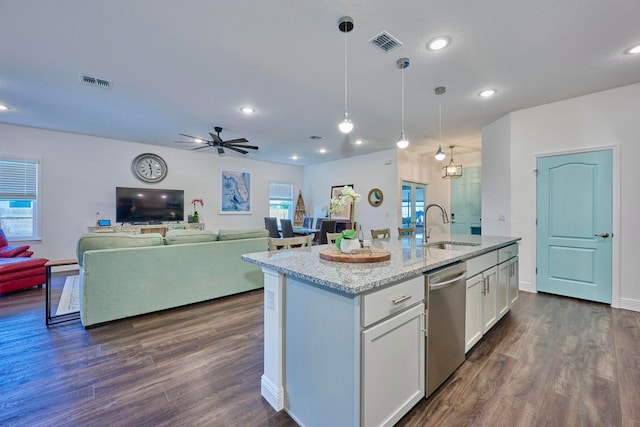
[536,150,612,304]
[450,167,481,234]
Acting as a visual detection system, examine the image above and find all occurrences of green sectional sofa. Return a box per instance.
[76,228,268,327]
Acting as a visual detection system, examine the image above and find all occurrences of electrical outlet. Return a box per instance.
[498,214,506,222]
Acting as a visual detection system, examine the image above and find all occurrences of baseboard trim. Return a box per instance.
[261,375,284,411]
[618,298,640,313]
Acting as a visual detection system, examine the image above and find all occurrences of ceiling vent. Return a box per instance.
[368,31,403,53]
[80,74,112,89]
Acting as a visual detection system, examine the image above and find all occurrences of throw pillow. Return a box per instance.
[0,245,30,258]
[0,229,9,247]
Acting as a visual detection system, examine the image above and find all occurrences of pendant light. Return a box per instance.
[338,16,354,134]
[442,145,463,178]
[396,57,410,149]
[434,86,446,161]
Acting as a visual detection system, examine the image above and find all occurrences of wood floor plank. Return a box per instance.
[2,285,640,426]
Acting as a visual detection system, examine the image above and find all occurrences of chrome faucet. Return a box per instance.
[423,203,449,243]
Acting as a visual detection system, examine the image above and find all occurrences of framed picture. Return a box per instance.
[330,184,353,221]
[220,169,252,214]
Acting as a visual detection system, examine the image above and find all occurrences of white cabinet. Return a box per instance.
[465,273,484,352]
[362,303,425,427]
[509,257,519,306]
[465,244,519,353]
[482,266,498,331]
[497,243,519,309]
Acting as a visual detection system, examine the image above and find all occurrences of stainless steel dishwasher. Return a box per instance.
[425,261,467,397]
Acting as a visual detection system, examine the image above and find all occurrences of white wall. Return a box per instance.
[303,149,398,237]
[0,123,303,261]
[482,117,511,237]
[482,82,640,311]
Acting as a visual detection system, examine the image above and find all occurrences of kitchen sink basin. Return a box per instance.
[425,241,481,250]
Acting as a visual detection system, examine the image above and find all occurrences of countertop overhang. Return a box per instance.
[242,234,521,295]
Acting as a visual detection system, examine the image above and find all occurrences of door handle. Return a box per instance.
[594,232,610,238]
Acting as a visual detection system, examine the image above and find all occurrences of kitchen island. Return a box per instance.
[242,234,520,427]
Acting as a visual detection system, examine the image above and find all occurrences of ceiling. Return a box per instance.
[1,1,639,166]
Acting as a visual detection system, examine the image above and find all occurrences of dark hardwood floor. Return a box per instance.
[1,279,639,426]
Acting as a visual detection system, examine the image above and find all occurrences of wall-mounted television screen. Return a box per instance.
[116,187,184,224]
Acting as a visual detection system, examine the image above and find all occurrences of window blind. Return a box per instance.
[269,183,293,200]
[0,159,38,200]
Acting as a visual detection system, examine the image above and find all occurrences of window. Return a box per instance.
[0,158,40,240]
[268,182,293,223]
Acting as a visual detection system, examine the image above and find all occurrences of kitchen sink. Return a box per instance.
[425,241,481,250]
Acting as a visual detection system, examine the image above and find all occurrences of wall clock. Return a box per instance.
[131,153,168,183]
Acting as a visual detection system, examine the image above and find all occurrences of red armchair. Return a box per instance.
[0,229,47,294]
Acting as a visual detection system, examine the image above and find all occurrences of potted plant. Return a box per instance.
[329,186,362,253]
[191,198,204,223]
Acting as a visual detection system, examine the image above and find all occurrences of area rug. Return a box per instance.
[56,275,80,316]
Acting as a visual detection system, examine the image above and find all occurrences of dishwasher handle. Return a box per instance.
[428,272,467,291]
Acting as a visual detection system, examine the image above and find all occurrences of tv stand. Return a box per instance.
[88,223,204,237]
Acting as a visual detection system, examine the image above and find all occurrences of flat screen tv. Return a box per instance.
[116,187,184,224]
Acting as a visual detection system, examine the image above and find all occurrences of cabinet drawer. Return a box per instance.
[498,243,518,263]
[362,276,424,327]
[466,250,498,277]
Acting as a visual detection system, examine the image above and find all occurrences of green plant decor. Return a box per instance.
[335,229,356,249]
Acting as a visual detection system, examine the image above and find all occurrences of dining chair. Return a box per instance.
[269,235,313,251]
[315,218,325,229]
[398,226,416,236]
[371,228,391,239]
[318,220,336,245]
[280,219,295,238]
[264,217,280,238]
[302,217,314,228]
[326,232,342,244]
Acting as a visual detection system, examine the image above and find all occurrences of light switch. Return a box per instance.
[498,214,506,222]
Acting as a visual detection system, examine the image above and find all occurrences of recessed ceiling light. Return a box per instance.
[240,106,255,114]
[625,44,640,55]
[319,148,327,154]
[0,104,9,111]
[291,155,299,160]
[427,36,451,51]
[354,139,363,145]
[478,89,497,98]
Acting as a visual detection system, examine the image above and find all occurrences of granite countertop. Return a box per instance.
[242,234,521,295]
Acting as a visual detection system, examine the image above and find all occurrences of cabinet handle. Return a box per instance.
[392,295,412,305]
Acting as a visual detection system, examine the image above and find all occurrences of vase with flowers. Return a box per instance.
[191,198,204,223]
[328,186,362,253]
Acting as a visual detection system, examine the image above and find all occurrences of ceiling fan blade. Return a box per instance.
[227,144,259,150]
[217,147,225,154]
[209,132,223,143]
[179,133,201,140]
[191,145,211,151]
[173,141,196,144]
[226,146,249,155]
[223,138,249,144]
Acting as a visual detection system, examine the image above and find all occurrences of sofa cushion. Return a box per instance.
[217,229,269,241]
[0,245,31,258]
[164,229,219,245]
[76,233,164,266]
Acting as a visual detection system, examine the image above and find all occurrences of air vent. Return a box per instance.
[80,74,112,89]
[368,31,403,53]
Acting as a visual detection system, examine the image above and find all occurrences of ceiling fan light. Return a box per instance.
[435,145,446,161]
[338,111,354,133]
[194,138,203,143]
[0,104,8,111]
[396,131,409,149]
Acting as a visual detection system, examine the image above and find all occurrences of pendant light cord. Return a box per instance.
[401,69,405,132]
[344,30,348,111]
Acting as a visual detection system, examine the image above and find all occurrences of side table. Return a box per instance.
[46,259,80,326]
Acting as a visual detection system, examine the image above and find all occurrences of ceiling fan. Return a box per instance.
[174,126,258,155]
